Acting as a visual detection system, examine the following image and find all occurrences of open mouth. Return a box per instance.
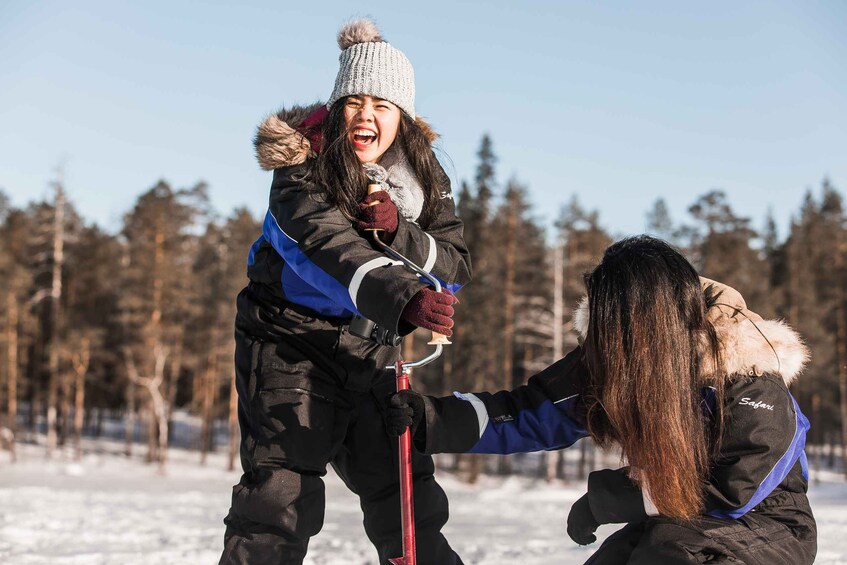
[352,129,377,148]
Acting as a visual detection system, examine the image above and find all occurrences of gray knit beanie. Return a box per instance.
[327,19,416,119]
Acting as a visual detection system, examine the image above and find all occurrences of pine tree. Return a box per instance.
[188,207,259,466]
[0,195,31,460]
[119,180,209,472]
[684,190,771,316]
[62,225,122,459]
[555,197,612,479]
[222,208,262,470]
[645,198,675,242]
[488,178,549,474]
[543,197,612,480]
[450,135,501,482]
[818,180,847,477]
[784,186,841,472]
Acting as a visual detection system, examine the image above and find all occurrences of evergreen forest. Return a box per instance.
[1,135,844,481]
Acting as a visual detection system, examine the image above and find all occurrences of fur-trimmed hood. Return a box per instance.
[253,102,439,171]
[572,291,810,387]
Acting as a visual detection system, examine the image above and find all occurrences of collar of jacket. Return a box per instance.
[572,295,809,386]
[253,102,439,171]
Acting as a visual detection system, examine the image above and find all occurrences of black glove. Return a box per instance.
[387,389,425,437]
[567,493,600,545]
[587,468,648,524]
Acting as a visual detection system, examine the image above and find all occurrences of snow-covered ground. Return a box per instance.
[0,439,845,565]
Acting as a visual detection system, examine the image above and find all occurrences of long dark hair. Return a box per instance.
[582,235,723,518]
[308,99,445,227]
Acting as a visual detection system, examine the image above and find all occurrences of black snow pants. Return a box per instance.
[220,284,463,565]
[583,493,816,565]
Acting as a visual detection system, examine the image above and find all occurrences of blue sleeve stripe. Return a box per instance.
[420,274,464,295]
[280,264,353,317]
[796,396,810,481]
[709,393,809,520]
[466,396,587,454]
[261,210,360,314]
[247,235,265,267]
[800,450,809,481]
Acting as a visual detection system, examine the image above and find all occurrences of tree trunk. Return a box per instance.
[46,179,65,458]
[578,439,589,480]
[835,238,847,477]
[146,221,165,467]
[152,381,169,475]
[147,403,157,463]
[546,243,564,482]
[498,200,518,476]
[127,345,170,474]
[5,290,18,462]
[200,338,219,465]
[60,368,73,448]
[436,352,453,474]
[468,454,482,484]
[124,379,136,457]
[812,392,821,483]
[95,408,103,438]
[228,365,239,472]
[73,376,85,453]
[828,433,836,469]
[72,340,89,461]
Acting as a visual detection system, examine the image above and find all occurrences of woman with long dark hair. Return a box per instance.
[388,235,816,563]
[220,19,470,565]
[578,235,721,522]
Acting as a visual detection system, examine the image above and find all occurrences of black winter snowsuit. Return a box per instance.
[581,373,816,564]
[411,313,817,564]
[219,105,471,565]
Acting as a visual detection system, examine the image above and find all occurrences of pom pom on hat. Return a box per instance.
[337,18,383,49]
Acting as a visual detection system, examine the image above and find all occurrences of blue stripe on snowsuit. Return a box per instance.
[468,395,587,454]
[708,392,810,520]
[281,263,352,317]
[253,209,465,318]
[261,210,361,317]
[796,395,810,481]
[419,274,463,295]
[247,235,264,267]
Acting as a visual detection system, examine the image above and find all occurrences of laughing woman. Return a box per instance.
[219,19,471,565]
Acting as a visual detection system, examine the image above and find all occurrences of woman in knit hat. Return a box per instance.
[219,18,470,565]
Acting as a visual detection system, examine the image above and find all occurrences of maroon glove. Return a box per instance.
[400,288,457,337]
[357,191,399,243]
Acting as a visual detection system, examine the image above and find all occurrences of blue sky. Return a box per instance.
[1,1,844,241]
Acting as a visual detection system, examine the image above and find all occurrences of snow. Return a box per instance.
[0,440,845,564]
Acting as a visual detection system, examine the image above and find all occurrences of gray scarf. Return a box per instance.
[363,145,425,223]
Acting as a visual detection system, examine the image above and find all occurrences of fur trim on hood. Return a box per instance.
[254,102,438,171]
[572,294,810,387]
